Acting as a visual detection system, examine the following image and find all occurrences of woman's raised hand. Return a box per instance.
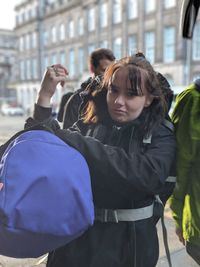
[37,64,68,107]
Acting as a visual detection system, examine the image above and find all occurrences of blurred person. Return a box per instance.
[169,79,200,265]
[63,48,115,129]
[25,53,176,267]
[57,91,73,122]
[169,1,200,265]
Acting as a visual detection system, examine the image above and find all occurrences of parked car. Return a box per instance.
[1,105,24,116]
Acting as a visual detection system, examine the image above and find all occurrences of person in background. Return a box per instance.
[62,48,115,129]
[57,91,73,122]
[169,79,200,265]
[26,53,176,267]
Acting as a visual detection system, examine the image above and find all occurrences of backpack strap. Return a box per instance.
[166,176,176,183]
[155,195,172,267]
[163,119,174,132]
[95,203,154,223]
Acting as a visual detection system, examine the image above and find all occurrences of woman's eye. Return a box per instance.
[127,91,134,97]
[109,85,118,93]
[126,88,140,97]
[127,91,137,97]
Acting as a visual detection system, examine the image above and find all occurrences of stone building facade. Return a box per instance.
[0,29,16,103]
[13,0,200,112]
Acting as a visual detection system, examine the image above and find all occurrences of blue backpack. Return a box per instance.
[0,128,94,258]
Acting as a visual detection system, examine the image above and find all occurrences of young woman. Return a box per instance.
[27,54,176,267]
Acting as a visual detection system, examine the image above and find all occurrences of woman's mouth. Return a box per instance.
[113,109,126,114]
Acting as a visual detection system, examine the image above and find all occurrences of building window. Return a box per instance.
[43,30,49,46]
[25,33,30,50]
[69,49,75,77]
[19,36,24,52]
[18,12,22,24]
[20,60,25,80]
[192,22,200,60]
[60,51,66,66]
[16,15,19,25]
[113,37,122,59]
[100,40,108,48]
[88,8,95,32]
[51,53,57,65]
[22,12,25,23]
[26,59,31,80]
[43,55,49,72]
[128,35,137,55]
[59,24,65,41]
[100,3,108,28]
[32,31,37,48]
[51,26,57,43]
[78,47,84,74]
[163,27,175,63]
[32,58,38,79]
[164,0,176,8]
[4,55,11,64]
[145,31,155,63]
[113,0,122,24]
[51,53,58,65]
[128,0,138,19]
[144,0,155,13]
[78,17,84,35]
[25,9,29,21]
[28,9,32,20]
[69,20,75,38]
[32,4,37,17]
[47,0,56,4]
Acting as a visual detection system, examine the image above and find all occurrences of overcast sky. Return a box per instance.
[0,1,17,30]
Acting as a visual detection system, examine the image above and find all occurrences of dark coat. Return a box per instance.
[63,78,92,129]
[29,105,176,267]
[57,92,73,122]
[27,105,176,267]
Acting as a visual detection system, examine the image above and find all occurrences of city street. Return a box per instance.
[0,115,199,267]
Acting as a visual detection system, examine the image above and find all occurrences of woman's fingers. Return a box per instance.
[50,64,69,76]
[48,65,68,86]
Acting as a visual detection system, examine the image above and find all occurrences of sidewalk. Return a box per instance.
[156,208,199,267]
[157,248,199,267]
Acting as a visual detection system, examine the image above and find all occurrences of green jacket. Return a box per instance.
[169,84,200,246]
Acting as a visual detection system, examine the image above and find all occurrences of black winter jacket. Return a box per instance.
[63,78,92,129]
[29,105,176,267]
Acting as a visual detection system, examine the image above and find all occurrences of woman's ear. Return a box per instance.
[90,64,95,74]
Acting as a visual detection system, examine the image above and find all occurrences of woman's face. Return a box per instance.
[106,67,153,123]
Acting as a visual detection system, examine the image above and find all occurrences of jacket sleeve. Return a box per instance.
[32,103,176,200]
[55,125,176,199]
[169,86,200,228]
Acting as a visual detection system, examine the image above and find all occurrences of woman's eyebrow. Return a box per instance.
[110,83,136,92]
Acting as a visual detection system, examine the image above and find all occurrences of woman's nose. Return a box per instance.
[114,95,124,105]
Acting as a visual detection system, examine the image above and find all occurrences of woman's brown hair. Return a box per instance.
[82,53,168,136]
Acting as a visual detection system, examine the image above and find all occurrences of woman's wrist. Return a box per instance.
[37,92,52,107]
